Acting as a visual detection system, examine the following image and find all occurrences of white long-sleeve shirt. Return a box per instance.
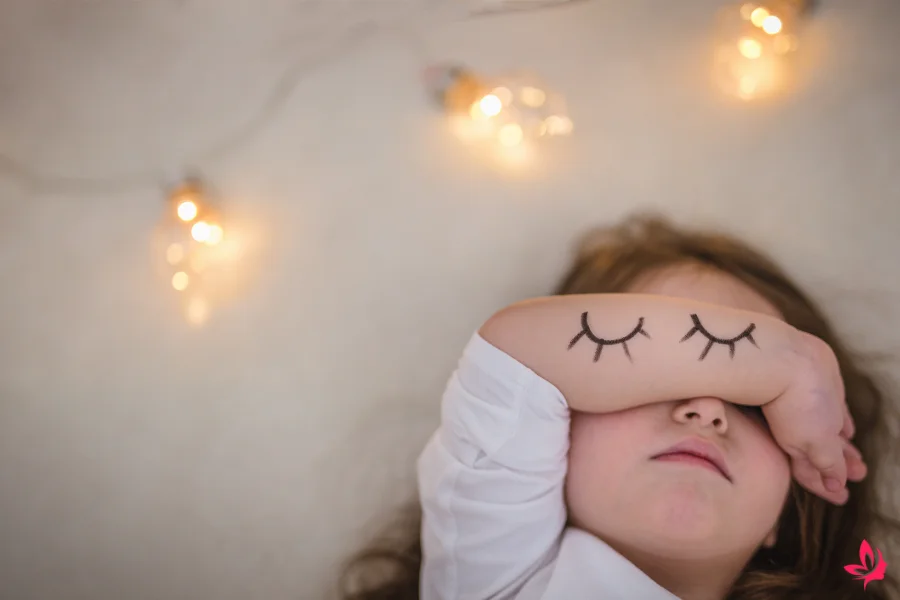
[417,331,680,600]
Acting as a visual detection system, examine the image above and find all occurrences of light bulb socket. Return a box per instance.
[794,0,816,16]
[779,0,816,17]
[423,64,487,113]
[167,177,204,204]
[423,64,462,104]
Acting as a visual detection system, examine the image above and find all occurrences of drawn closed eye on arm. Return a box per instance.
[568,311,651,363]
[681,313,758,360]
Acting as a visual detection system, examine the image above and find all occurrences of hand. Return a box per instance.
[761,331,867,505]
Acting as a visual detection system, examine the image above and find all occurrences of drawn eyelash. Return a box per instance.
[680,313,758,360]
[568,312,651,362]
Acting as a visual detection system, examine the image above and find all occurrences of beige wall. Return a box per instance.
[1,1,898,599]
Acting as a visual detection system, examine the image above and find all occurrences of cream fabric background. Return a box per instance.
[0,1,898,599]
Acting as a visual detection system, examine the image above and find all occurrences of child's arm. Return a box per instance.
[478,293,802,414]
[418,328,571,600]
[482,293,861,503]
[418,293,849,600]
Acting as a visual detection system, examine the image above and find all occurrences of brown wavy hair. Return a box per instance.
[337,213,900,600]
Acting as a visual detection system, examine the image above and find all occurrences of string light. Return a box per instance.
[0,0,840,332]
[0,1,584,195]
[424,64,573,151]
[714,0,811,101]
[152,178,246,327]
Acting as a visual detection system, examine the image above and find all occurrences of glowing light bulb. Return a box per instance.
[206,224,224,245]
[713,1,806,101]
[498,123,524,147]
[520,86,546,108]
[739,37,763,59]
[191,221,212,243]
[172,271,189,291]
[491,87,513,105]
[750,7,769,26]
[177,200,198,222]
[762,15,782,34]
[424,64,572,152]
[479,94,503,117]
[156,178,250,327]
[542,115,574,136]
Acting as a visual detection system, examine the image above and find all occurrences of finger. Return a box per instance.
[807,442,847,492]
[841,404,855,440]
[825,486,850,506]
[791,455,821,492]
[792,456,849,505]
[844,440,868,482]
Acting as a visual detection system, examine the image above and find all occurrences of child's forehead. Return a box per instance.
[627,263,783,319]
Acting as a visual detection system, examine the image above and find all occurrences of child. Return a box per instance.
[339,214,899,600]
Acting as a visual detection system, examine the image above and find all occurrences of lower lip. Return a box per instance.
[654,453,728,480]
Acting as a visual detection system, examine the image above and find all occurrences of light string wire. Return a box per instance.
[0,0,585,197]
[467,0,590,18]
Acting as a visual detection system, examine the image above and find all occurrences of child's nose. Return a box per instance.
[672,397,729,434]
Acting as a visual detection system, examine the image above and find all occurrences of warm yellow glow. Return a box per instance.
[739,75,759,98]
[189,253,206,273]
[740,3,756,19]
[155,182,257,328]
[520,86,546,108]
[166,243,184,265]
[723,50,783,101]
[172,271,189,291]
[177,200,198,222]
[762,15,782,34]
[206,224,224,246]
[191,221,212,243]
[773,35,794,54]
[750,7,770,26]
[542,115,574,136]
[444,69,570,153]
[450,114,489,141]
[479,94,503,117]
[491,87,513,106]
[186,297,209,326]
[221,239,240,262]
[497,123,524,147]
[738,37,763,59]
[493,141,534,168]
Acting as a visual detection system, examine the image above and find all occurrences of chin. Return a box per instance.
[644,526,723,558]
[642,490,724,546]
[619,516,726,561]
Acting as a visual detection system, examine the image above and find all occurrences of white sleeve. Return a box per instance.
[417,331,570,600]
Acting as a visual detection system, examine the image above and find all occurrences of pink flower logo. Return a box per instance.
[844,539,887,590]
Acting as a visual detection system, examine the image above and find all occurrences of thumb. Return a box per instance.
[809,442,847,491]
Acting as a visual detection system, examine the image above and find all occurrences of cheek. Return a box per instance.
[565,412,649,522]
[724,431,793,550]
[568,411,643,470]
[739,426,792,504]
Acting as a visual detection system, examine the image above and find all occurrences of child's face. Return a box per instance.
[565,263,792,565]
